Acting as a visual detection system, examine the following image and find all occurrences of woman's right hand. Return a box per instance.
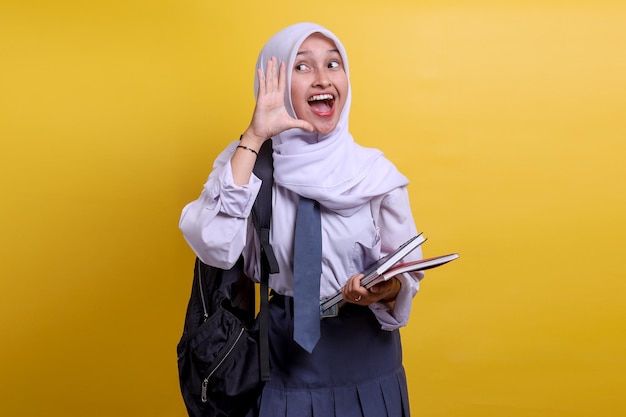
[241,56,314,147]
[233,57,313,185]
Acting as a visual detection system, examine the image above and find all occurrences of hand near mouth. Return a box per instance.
[244,56,314,145]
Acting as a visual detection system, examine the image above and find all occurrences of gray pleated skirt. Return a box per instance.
[246,294,411,417]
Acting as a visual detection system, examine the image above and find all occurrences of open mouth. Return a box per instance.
[307,93,335,116]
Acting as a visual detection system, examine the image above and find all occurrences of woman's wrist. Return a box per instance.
[240,129,266,151]
[231,131,264,185]
[380,277,401,303]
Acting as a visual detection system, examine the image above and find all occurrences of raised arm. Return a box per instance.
[232,57,313,185]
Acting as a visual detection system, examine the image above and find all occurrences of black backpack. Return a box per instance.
[177,140,278,417]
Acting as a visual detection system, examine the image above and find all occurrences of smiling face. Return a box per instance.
[290,33,349,135]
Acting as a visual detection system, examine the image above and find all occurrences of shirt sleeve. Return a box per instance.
[179,141,262,269]
[368,186,423,330]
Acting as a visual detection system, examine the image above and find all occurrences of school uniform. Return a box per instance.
[180,22,423,417]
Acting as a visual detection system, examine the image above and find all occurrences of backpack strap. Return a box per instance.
[251,139,277,382]
[251,140,278,274]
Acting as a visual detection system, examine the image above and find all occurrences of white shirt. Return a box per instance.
[179,142,423,330]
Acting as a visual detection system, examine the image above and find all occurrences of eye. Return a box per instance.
[328,60,341,69]
[294,63,309,71]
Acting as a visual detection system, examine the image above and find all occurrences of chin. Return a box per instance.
[313,122,339,136]
[315,128,334,135]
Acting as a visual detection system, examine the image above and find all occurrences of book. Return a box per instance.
[320,234,427,311]
[374,253,459,285]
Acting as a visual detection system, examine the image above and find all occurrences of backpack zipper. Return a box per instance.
[197,260,209,322]
[201,326,246,402]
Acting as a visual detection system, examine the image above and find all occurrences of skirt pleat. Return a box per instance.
[356,377,387,417]
[397,370,411,416]
[381,375,402,417]
[311,389,335,416]
[247,297,411,417]
[257,385,286,416]
[286,390,313,417]
[333,385,362,417]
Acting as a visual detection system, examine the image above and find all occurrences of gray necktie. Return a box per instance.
[293,197,322,353]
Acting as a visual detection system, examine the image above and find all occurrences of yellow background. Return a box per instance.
[1,0,625,416]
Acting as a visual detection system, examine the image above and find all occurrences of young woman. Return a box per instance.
[180,22,423,417]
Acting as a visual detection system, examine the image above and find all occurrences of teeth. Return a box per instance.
[308,94,334,102]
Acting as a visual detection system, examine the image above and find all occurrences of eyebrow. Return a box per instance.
[296,48,340,56]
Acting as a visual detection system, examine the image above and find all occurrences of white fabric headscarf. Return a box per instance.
[255,23,409,216]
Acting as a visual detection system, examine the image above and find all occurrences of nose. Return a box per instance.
[313,70,332,88]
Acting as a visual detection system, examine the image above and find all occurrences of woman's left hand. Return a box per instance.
[342,274,401,305]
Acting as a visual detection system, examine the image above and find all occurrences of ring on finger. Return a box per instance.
[355,295,362,302]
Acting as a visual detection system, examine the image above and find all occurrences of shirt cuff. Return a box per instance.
[211,159,262,218]
[370,272,420,330]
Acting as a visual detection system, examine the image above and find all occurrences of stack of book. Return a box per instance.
[320,233,459,311]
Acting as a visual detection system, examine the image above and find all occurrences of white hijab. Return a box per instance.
[255,23,408,216]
